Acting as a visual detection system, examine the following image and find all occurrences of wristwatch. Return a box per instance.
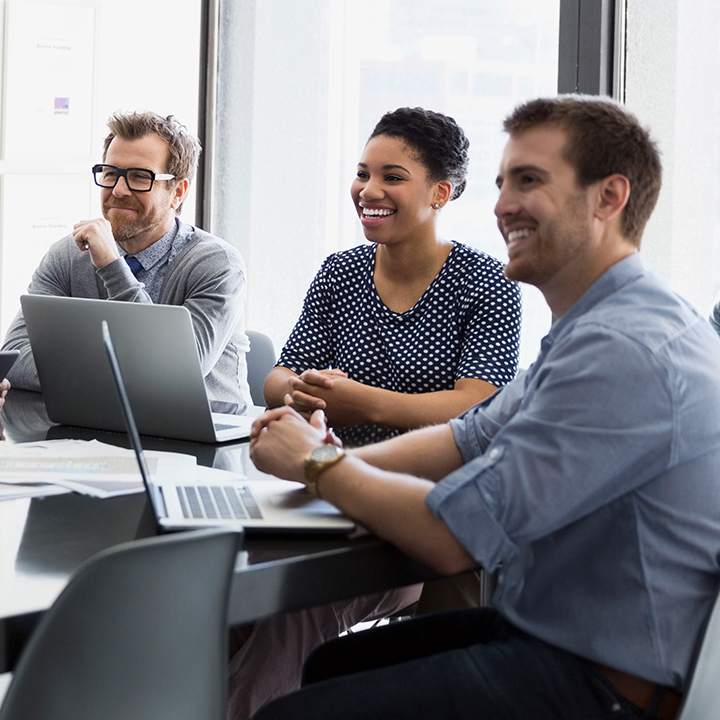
[304,444,346,498]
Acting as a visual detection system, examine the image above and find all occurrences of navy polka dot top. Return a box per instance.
[278,242,521,446]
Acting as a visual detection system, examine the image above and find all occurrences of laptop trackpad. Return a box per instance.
[270,487,342,516]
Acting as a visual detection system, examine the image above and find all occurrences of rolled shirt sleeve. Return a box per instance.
[427,323,674,571]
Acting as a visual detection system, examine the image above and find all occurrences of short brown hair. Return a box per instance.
[503,95,662,246]
[102,111,201,212]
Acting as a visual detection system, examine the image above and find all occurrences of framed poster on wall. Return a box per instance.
[2,2,95,160]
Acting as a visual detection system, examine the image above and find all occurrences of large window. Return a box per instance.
[215,0,560,367]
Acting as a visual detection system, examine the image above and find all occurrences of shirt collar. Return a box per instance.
[119,217,180,271]
[549,253,647,341]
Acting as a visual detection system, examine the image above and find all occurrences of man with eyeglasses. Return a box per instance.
[2,111,250,413]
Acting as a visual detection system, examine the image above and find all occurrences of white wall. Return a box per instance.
[625,0,720,316]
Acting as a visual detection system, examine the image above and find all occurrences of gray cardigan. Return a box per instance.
[2,222,251,413]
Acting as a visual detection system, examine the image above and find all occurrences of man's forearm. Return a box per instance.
[352,423,463,482]
[317,454,476,575]
[97,259,153,303]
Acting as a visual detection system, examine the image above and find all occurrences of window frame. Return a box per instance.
[198,0,621,230]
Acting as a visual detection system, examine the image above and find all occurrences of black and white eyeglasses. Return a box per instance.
[92,164,175,192]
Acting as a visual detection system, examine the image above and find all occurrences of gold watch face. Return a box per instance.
[310,444,343,462]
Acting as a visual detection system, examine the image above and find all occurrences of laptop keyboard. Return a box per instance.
[177,485,263,520]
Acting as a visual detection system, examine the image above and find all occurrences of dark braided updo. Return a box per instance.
[368,107,470,201]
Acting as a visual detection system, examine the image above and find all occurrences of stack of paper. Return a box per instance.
[0,439,196,500]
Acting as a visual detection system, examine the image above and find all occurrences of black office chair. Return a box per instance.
[0,528,241,720]
[246,330,276,406]
[675,583,720,719]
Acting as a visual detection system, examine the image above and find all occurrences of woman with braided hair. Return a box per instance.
[265,107,521,447]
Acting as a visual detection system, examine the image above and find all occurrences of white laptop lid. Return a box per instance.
[102,320,356,535]
[21,294,251,444]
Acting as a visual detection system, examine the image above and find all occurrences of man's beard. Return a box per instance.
[103,201,152,244]
[504,193,592,288]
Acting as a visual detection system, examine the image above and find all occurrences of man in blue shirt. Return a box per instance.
[247,96,720,720]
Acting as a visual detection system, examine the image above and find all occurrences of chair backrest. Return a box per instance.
[246,330,276,406]
[676,583,720,720]
[0,528,241,720]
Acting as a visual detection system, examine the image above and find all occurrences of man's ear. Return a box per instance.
[171,178,190,211]
[594,174,630,223]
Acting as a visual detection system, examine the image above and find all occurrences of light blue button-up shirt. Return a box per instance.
[427,253,720,690]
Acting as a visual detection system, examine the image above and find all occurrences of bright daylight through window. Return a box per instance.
[218,0,560,367]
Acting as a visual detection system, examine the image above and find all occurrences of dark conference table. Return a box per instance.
[0,389,440,674]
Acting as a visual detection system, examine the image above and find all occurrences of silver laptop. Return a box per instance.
[102,320,355,534]
[21,294,252,443]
